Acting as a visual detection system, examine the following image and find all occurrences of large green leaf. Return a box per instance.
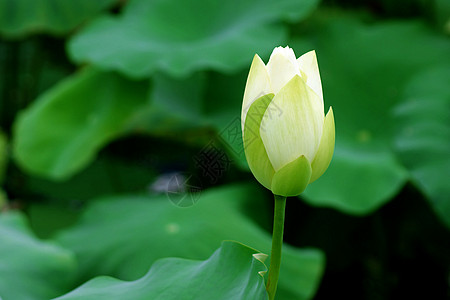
[12,68,149,180]
[0,0,117,38]
[54,241,268,300]
[128,72,209,137]
[0,212,76,300]
[393,66,450,229]
[55,184,324,300]
[151,72,205,123]
[24,156,157,239]
[291,13,450,214]
[68,0,319,78]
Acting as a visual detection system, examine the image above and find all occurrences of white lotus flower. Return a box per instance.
[241,46,335,196]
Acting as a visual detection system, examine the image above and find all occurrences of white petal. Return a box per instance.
[242,54,272,130]
[297,50,323,102]
[266,46,301,94]
[260,75,324,171]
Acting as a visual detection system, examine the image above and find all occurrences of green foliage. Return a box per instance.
[54,241,268,300]
[0,0,117,38]
[135,72,209,134]
[68,0,319,77]
[393,65,450,229]
[0,212,76,300]
[55,185,324,300]
[13,69,149,180]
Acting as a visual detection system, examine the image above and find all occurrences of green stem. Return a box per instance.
[266,194,287,300]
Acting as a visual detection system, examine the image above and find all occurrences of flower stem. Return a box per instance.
[266,194,287,300]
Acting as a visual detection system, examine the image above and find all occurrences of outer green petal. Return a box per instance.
[271,155,312,196]
[260,75,324,171]
[242,54,272,128]
[310,107,335,183]
[243,93,276,190]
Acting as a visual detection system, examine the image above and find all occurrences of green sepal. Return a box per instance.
[243,93,275,190]
[271,155,312,196]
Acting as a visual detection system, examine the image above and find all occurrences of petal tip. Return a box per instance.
[326,106,334,120]
[252,53,264,65]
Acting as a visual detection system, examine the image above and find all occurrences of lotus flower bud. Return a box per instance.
[241,46,335,196]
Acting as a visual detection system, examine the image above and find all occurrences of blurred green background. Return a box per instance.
[0,0,449,299]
